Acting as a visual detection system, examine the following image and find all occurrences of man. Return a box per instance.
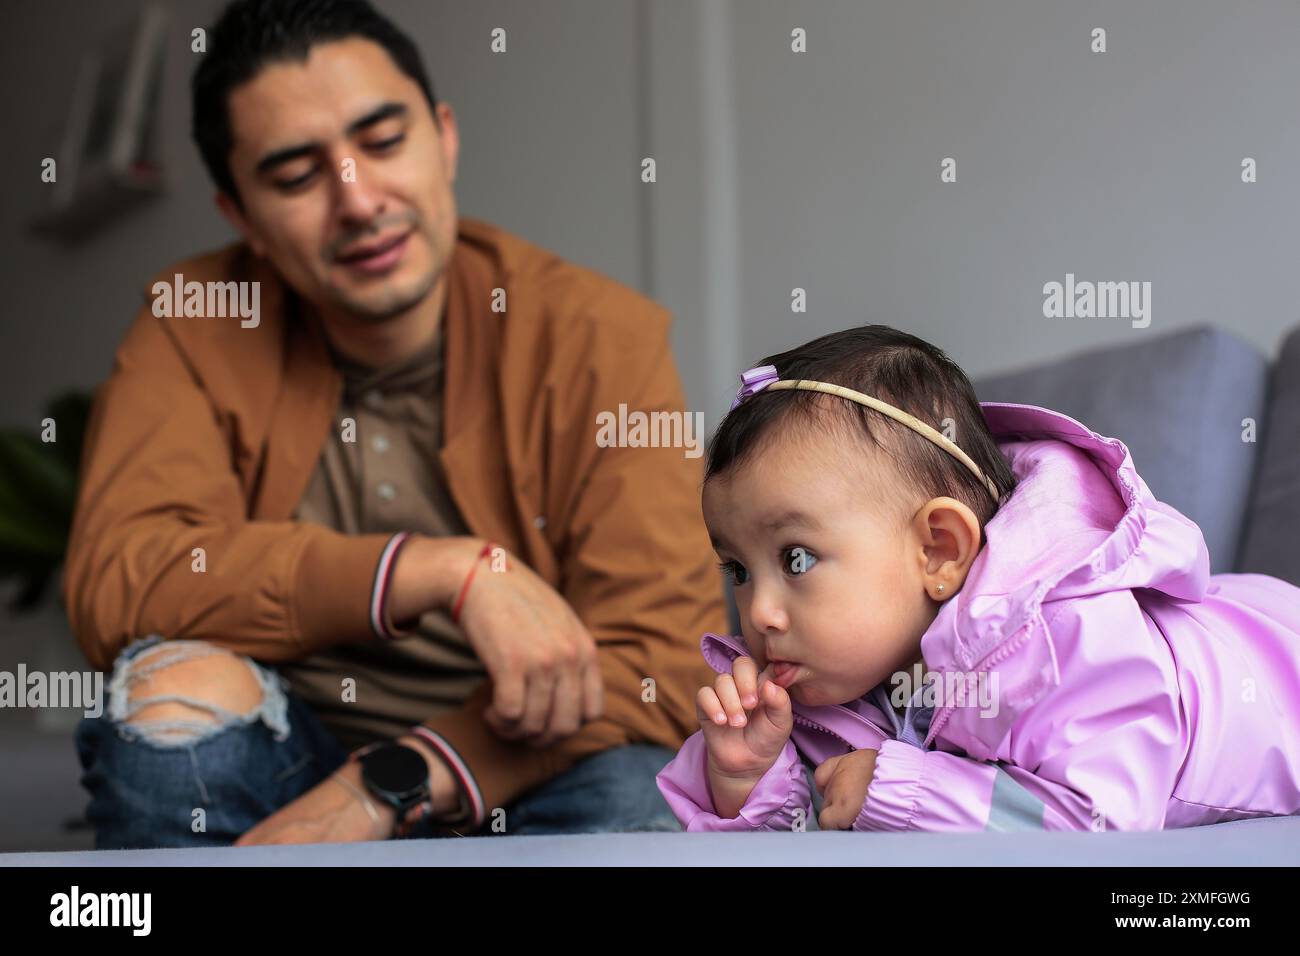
[65,0,724,847]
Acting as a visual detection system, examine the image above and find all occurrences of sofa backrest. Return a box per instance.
[974,325,1269,574]
[1235,325,1300,586]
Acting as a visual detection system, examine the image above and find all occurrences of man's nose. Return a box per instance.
[332,157,387,225]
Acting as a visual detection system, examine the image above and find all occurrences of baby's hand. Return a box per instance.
[814,749,879,830]
[697,657,793,817]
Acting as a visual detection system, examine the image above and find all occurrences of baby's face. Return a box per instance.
[703,428,942,708]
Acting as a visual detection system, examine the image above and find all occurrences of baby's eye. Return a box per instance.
[717,560,750,586]
[782,546,816,576]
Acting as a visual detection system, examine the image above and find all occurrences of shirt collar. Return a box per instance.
[329,324,444,403]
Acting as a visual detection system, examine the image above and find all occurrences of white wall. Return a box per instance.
[716,0,1300,388]
[0,0,654,425]
[2,0,1298,433]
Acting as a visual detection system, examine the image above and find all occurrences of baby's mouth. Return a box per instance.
[771,661,804,688]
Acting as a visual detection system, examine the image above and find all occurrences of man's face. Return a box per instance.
[218,37,458,322]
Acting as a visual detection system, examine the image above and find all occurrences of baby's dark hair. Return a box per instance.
[706,325,1019,536]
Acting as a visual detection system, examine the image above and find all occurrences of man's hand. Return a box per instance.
[814,749,878,830]
[389,536,603,748]
[235,758,393,845]
[235,735,461,846]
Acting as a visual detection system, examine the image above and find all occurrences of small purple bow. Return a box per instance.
[729,364,780,411]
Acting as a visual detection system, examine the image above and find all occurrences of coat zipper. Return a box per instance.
[792,705,894,751]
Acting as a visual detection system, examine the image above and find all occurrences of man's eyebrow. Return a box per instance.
[254,102,410,175]
[256,143,317,175]
[345,101,408,136]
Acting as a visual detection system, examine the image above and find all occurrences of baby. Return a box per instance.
[657,325,1300,831]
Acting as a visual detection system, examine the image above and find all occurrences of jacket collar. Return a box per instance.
[248,249,341,520]
[924,402,1210,671]
[916,401,1210,748]
[435,229,525,552]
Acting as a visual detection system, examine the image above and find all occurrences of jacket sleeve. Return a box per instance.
[657,731,813,831]
[855,594,1185,832]
[415,312,726,819]
[63,305,395,670]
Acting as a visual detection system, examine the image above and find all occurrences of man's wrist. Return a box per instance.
[387,535,485,625]
[334,759,399,835]
[396,733,465,819]
[348,737,463,837]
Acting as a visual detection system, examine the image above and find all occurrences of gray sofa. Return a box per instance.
[974,323,1300,585]
[4,323,1297,866]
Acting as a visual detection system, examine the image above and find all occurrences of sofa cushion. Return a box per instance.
[1235,325,1300,585]
[974,326,1268,574]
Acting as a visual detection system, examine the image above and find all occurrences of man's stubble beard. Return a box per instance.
[326,223,450,324]
[330,259,442,323]
[323,201,455,324]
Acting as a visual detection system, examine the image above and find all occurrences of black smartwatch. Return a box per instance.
[356,742,432,821]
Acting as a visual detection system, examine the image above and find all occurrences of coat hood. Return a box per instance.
[914,401,1211,748]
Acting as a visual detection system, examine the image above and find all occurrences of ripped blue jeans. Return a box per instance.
[75,635,681,849]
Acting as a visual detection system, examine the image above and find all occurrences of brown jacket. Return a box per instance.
[63,217,725,813]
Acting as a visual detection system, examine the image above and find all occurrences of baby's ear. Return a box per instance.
[918,497,981,564]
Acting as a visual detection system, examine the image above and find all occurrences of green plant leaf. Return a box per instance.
[0,430,75,528]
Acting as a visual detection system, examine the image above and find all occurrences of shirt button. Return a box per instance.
[376,481,397,502]
[363,390,383,410]
[371,434,390,454]
[534,515,546,530]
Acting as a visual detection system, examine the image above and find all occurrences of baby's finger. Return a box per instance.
[817,773,847,827]
[813,754,842,795]
[731,657,759,709]
[750,679,793,739]
[696,686,727,726]
[713,673,747,727]
[818,796,856,831]
[819,768,869,830]
[761,676,792,716]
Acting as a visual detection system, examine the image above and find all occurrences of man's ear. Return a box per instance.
[914,497,982,595]
[433,101,460,185]
[215,190,265,257]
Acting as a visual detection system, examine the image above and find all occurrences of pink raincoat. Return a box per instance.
[657,402,1300,831]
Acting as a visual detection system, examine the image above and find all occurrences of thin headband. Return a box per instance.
[729,364,1001,502]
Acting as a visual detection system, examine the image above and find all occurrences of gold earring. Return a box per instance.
[936,583,945,596]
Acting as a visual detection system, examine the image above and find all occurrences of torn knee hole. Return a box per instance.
[115,643,267,741]
[126,700,226,740]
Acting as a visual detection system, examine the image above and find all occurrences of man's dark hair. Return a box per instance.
[192,0,437,205]
[706,325,1019,535]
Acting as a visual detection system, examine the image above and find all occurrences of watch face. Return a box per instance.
[361,744,428,799]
